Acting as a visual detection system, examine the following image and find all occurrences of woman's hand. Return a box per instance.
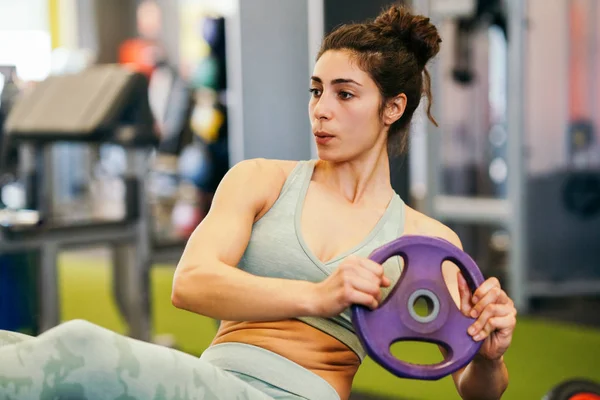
[311,255,390,318]
[457,273,517,360]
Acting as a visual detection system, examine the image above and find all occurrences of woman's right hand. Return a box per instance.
[311,255,391,318]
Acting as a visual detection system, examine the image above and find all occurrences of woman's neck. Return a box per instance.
[314,147,394,205]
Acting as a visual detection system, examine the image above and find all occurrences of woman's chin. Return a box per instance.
[315,148,351,163]
[315,147,338,161]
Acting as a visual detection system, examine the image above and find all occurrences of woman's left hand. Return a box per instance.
[457,273,517,360]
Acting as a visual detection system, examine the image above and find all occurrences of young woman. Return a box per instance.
[0,5,516,400]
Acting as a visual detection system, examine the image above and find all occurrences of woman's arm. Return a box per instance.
[433,226,511,400]
[171,159,317,321]
[455,354,509,400]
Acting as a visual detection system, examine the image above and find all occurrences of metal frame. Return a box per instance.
[1,135,188,340]
[424,0,528,311]
[421,0,600,313]
[0,220,142,333]
[0,147,153,341]
[504,0,528,312]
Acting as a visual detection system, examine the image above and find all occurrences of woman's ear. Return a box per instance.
[384,93,407,126]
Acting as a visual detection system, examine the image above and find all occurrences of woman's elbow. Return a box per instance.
[171,264,202,310]
[171,283,185,310]
[170,275,186,310]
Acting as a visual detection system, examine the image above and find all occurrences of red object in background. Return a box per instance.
[569,0,592,121]
[569,394,600,400]
[118,38,159,78]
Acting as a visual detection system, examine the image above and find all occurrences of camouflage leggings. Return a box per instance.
[0,320,313,400]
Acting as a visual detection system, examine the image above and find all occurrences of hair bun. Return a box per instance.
[374,5,441,68]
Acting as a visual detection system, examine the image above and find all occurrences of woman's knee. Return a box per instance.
[45,319,113,349]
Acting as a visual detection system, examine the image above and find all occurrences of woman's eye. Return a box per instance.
[339,91,354,100]
[309,88,322,97]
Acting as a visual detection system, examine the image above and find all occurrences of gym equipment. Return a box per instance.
[543,378,600,400]
[149,62,195,156]
[0,252,39,334]
[201,15,227,93]
[563,2,600,219]
[191,56,223,91]
[524,0,600,285]
[4,65,156,147]
[451,0,507,85]
[178,142,214,191]
[118,38,161,78]
[352,235,484,380]
[528,171,600,283]
[205,134,230,193]
[423,0,600,312]
[171,193,203,238]
[0,65,20,189]
[191,102,225,144]
[562,171,600,218]
[0,65,157,340]
[202,16,226,57]
[567,120,595,162]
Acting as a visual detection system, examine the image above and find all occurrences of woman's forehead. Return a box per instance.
[312,50,369,84]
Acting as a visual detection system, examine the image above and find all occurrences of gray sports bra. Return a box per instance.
[237,159,406,360]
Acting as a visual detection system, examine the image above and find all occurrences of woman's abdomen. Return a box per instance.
[211,319,360,400]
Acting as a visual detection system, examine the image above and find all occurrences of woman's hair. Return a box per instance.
[317,4,442,154]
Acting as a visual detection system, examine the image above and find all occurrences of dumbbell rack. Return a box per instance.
[419,0,600,314]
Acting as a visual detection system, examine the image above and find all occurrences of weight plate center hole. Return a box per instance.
[408,289,440,323]
[413,295,435,318]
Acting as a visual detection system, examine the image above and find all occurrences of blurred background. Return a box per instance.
[0,0,599,399]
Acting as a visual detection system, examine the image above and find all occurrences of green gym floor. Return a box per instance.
[57,251,600,400]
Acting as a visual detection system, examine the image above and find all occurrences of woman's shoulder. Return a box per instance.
[232,158,300,184]
[226,159,303,211]
[403,204,462,249]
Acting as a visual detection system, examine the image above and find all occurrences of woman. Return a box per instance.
[0,5,516,400]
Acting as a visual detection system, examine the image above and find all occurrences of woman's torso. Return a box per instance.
[210,159,446,400]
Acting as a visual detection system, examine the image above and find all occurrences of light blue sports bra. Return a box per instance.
[237,159,406,360]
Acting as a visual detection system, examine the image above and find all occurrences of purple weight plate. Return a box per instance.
[351,235,485,380]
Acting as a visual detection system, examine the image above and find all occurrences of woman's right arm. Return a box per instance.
[171,158,319,322]
[171,158,389,322]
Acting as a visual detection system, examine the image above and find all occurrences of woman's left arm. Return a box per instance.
[438,230,516,400]
[453,274,514,400]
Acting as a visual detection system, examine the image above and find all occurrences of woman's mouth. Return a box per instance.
[314,132,334,145]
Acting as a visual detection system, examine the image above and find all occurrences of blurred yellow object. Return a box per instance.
[191,104,224,143]
[48,0,61,49]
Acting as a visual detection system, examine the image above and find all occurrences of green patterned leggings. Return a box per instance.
[0,319,316,400]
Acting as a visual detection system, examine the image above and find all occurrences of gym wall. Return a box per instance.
[226,0,313,164]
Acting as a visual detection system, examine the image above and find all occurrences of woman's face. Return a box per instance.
[309,50,390,162]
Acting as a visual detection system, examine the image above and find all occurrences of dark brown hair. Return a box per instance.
[317,4,442,153]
